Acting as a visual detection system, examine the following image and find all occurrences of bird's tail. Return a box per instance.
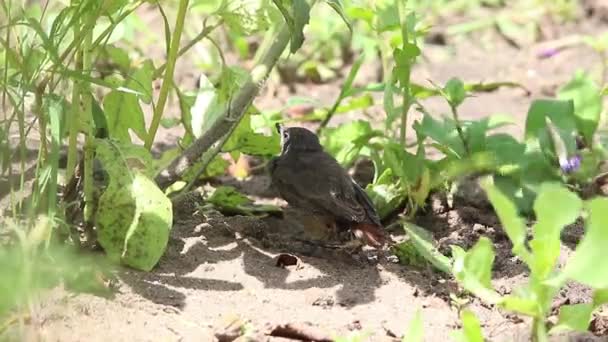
[352,223,386,248]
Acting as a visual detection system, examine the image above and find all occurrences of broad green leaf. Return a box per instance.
[557,70,602,143]
[593,289,608,307]
[402,309,424,342]
[453,237,494,289]
[414,114,465,158]
[345,6,374,24]
[102,0,128,16]
[324,0,352,32]
[321,120,373,165]
[384,142,424,186]
[103,90,147,143]
[222,112,280,157]
[562,197,608,288]
[402,222,452,274]
[549,303,594,334]
[524,99,577,160]
[393,240,429,268]
[485,134,525,165]
[444,78,466,107]
[365,169,405,219]
[100,45,130,73]
[529,183,582,279]
[127,59,154,104]
[499,293,539,317]
[451,310,484,342]
[182,155,230,183]
[95,140,172,271]
[375,2,399,32]
[190,73,221,139]
[451,243,502,305]
[272,0,295,31]
[207,186,282,216]
[482,179,531,263]
[208,186,251,207]
[290,0,311,53]
[430,152,497,189]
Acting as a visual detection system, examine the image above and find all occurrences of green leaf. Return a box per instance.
[451,310,485,342]
[402,222,452,274]
[290,0,311,53]
[402,309,424,342]
[593,289,608,307]
[375,2,399,32]
[444,77,466,107]
[414,114,465,158]
[451,241,502,305]
[101,45,131,73]
[324,0,352,32]
[453,237,495,289]
[95,140,172,271]
[549,303,594,334]
[321,120,373,165]
[207,186,282,216]
[562,197,608,288]
[190,73,222,139]
[365,169,405,219]
[222,112,280,157]
[499,292,540,316]
[482,179,531,264]
[529,182,582,279]
[411,167,431,207]
[384,142,423,186]
[127,59,154,104]
[557,70,602,143]
[103,90,147,143]
[346,6,374,25]
[44,94,65,216]
[524,99,577,161]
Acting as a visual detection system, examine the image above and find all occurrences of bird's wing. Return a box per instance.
[272,152,369,223]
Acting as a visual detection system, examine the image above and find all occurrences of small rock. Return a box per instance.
[312,296,335,308]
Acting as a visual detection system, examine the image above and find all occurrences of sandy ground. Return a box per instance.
[3,3,608,342]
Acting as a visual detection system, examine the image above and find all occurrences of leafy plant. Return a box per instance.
[451,180,608,341]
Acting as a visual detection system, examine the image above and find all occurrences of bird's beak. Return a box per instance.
[275,122,283,135]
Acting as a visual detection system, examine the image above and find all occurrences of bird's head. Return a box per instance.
[275,123,323,155]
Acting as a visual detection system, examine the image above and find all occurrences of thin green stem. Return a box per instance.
[145,0,190,150]
[66,19,82,181]
[152,19,223,79]
[397,0,411,146]
[82,20,94,224]
[450,104,469,155]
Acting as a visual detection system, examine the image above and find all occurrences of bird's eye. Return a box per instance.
[283,131,289,139]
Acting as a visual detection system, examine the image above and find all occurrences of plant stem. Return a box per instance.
[532,318,548,342]
[450,103,470,155]
[66,19,83,181]
[155,23,293,190]
[81,21,94,224]
[145,0,190,150]
[397,0,411,147]
[152,19,223,79]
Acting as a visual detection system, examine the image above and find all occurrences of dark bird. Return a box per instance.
[268,123,386,249]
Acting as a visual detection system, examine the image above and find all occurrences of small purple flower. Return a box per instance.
[560,155,582,174]
[537,47,560,59]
